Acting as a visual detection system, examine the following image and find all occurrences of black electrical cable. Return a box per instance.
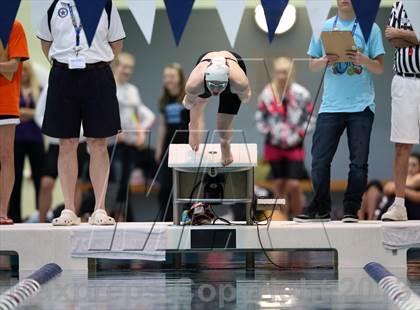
[248,196,289,269]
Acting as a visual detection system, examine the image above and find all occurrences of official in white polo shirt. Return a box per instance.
[37,0,125,226]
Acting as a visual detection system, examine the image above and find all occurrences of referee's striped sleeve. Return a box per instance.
[388,2,396,27]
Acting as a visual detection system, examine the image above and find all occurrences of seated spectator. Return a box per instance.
[255,57,315,219]
[110,52,156,221]
[9,61,44,223]
[360,153,420,220]
[358,180,383,220]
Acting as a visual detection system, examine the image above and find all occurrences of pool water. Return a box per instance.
[1,252,419,309]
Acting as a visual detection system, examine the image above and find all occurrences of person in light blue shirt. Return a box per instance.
[294,0,385,223]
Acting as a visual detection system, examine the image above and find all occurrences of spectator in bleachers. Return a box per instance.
[9,62,44,223]
[360,153,420,220]
[155,63,189,221]
[0,21,29,225]
[256,57,315,219]
[110,52,156,221]
[9,61,44,223]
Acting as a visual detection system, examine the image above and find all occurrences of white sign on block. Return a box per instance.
[168,144,258,168]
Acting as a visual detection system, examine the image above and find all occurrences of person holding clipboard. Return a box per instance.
[294,0,385,223]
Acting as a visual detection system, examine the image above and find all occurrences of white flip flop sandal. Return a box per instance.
[52,209,81,226]
[88,209,115,226]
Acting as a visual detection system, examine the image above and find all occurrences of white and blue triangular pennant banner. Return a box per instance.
[260,0,289,42]
[352,0,382,42]
[403,0,420,40]
[126,0,156,44]
[164,0,195,46]
[30,0,53,31]
[305,0,332,42]
[74,0,108,47]
[215,0,246,48]
[0,0,21,47]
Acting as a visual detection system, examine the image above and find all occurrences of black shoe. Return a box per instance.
[343,203,360,223]
[342,214,358,223]
[293,208,330,223]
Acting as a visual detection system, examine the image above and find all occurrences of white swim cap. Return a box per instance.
[205,57,229,83]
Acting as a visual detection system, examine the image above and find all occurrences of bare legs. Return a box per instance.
[38,176,83,222]
[58,139,79,213]
[394,143,412,199]
[87,138,109,210]
[188,110,236,166]
[216,113,235,166]
[270,178,302,220]
[287,179,303,216]
[38,176,55,222]
[0,125,16,218]
[58,138,109,215]
[358,186,382,220]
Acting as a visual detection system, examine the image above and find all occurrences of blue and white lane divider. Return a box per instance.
[0,263,62,310]
[364,262,420,310]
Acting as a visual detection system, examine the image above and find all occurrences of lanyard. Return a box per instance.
[67,4,83,53]
[333,15,358,36]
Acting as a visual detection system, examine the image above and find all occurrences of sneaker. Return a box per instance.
[342,214,358,223]
[293,208,330,223]
[381,203,408,221]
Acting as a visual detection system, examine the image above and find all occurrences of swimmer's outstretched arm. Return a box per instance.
[226,59,252,103]
[187,99,207,151]
[183,62,208,109]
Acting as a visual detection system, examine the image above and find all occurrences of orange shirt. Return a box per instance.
[0,21,29,117]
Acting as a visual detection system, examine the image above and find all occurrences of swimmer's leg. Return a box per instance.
[217,113,234,166]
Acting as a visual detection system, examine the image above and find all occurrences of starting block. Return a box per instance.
[168,144,259,225]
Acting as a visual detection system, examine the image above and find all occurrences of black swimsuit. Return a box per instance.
[196,51,247,115]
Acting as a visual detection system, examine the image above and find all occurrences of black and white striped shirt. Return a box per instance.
[388,1,420,74]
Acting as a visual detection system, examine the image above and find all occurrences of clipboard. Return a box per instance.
[321,31,358,63]
[0,41,13,81]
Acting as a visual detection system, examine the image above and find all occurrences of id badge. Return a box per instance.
[68,56,86,70]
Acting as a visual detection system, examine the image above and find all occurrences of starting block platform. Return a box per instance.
[169,144,258,224]
[1,221,419,275]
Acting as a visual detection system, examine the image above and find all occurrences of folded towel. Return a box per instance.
[71,223,167,261]
[382,222,420,250]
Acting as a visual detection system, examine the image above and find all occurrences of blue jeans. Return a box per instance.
[309,108,374,214]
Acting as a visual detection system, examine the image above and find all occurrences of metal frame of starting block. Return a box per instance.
[168,143,260,225]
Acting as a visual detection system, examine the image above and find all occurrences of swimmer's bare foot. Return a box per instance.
[189,126,200,152]
[220,141,233,166]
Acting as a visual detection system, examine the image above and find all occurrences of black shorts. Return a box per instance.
[42,142,89,179]
[269,159,308,180]
[42,65,121,138]
[196,51,247,115]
